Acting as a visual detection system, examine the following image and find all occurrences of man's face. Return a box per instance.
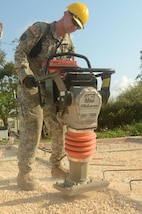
[63,11,80,33]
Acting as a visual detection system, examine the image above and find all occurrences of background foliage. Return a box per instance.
[0,49,18,127]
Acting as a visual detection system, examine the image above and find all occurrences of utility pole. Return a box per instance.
[0,23,3,38]
[0,23,3,46]
[140,51,142,72]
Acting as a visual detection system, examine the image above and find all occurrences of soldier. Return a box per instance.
[14,2,89,191]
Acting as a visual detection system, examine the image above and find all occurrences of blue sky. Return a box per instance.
[0,0,142,98]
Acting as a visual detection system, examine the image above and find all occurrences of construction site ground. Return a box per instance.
[0,137,142,214]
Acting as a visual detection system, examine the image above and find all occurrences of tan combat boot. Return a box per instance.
[51,165,69,179]
[17,172,38,191]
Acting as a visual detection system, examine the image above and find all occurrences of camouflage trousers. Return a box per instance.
[17,84,66,173]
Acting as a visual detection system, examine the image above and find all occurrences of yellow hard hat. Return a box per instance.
[67,2,89,29]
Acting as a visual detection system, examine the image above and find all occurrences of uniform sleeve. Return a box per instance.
[14,22,45,83]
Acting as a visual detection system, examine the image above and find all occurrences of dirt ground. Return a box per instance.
[0,137,142,214]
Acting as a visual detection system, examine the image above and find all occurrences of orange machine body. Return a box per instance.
[42,59,78,75]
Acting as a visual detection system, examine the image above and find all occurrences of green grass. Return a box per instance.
[2,123,141,144]
[40,122,142,141]
[96,122,142,139]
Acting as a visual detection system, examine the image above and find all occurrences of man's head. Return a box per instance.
[67,2,89,29]
[56,2,89,36]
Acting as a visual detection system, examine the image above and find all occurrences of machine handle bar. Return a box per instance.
[37,67,115,82]
[45,52,92,72]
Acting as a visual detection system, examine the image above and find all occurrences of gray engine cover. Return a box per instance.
[64,86,102,129]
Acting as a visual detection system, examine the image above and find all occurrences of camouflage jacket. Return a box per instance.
[14,22,75,83]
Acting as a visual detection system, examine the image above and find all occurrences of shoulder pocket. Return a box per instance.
[29,24,50,58]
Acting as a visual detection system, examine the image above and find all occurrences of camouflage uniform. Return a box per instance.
[14,22,75,173]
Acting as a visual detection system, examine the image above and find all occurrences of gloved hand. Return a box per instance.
[23,75,37,89]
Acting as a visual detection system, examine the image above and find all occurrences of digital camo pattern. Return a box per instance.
[15,21,75,172]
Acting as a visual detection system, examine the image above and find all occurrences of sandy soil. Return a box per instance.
[0,137,142,214]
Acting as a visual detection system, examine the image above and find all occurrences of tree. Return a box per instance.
[98,81,142,130]
[98,51,142,130]
[0,49,18,127]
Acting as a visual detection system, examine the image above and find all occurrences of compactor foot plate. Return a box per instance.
[53,179,109,196]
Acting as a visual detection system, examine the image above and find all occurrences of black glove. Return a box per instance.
[23,75,37,89]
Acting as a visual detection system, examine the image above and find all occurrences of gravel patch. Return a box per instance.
[0,138,142,214]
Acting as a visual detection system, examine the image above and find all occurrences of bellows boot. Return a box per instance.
[17,172,38,191]
[51,165,69,178]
